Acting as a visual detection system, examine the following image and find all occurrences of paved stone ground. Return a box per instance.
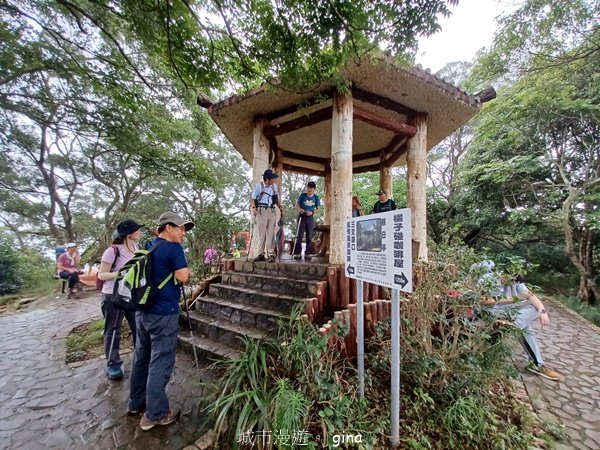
[514,299,600,450]
[2,288,599,449]
[0,290,210,450]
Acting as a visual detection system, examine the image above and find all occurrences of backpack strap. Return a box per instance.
[147,240,177,289]
[109,245,120,272]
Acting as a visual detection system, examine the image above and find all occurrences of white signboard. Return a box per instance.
[345,208,413,292]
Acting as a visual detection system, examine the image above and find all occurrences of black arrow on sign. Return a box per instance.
[394,272,409,288]
[347,265,355,275]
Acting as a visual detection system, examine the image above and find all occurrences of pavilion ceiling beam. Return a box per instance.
[352,87,419,117]
[353,162,380,174]
[282,162,326,177]
[353,105,418,137]
[264,89,334,122]
[263,106,333,137]
[281,149,329,166]
[382,138,408,167]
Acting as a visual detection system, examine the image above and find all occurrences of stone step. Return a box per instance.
[221,271,321,298]
[234,259,329,280]
[178,333,243,361]
[210,282,309,313]
[181,310,271,350]
[194,295,289,333]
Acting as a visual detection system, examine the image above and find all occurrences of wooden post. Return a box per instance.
[324,167,332,229]
[250,117,270,258]
[328,267,338,307]
[348,303,357,357]
[339,268,349,308]
[407,115,428,262]
[380,164,393,201]
[329,91,353,265]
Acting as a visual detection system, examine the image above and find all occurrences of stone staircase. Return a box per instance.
[178,258,330,361]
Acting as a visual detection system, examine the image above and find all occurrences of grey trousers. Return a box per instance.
[101,294,136,369]
[484,302,545,367]
[128,312,179,420]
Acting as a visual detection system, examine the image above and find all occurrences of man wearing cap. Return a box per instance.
[250,169,281,262]
[57,242,82,299]
[128,212,193,431]
[372,190,396,214]
[98,219,143,380]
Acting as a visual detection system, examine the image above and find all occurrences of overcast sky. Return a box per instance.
[416,0,520,73]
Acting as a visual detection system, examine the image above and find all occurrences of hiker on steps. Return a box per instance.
[57,243,82,299]
[250,169,281,263]
[97,219,143,381]
[293,180,321,261]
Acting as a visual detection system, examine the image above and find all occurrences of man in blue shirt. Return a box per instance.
[128,212,193,430]
[293,181,321,261]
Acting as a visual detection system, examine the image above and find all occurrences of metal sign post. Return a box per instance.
[390,287,400,447]
[345,209,412,447]
[357,280,364,398]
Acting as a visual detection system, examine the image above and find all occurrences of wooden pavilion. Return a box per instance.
[199,55,493,264]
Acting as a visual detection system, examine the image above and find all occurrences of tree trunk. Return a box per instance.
[562,189,600,304]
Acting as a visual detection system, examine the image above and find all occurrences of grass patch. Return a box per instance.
[553,295,600,327]
[65,317,132,364]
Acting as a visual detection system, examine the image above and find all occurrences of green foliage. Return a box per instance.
[0,232,55,295]
[203,247,540,449]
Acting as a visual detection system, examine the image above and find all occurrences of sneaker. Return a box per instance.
[253,254,266,262]
[267,255,276,262]
[139,409,179,431]
[127,405,145,415]
[107,366,124,380]
[304,255,312,261]
[527,364,560,381]
[293,254,302,260]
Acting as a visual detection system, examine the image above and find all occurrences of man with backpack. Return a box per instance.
[128,212,194,431]
[372,190,396,214]
[250,168,281,262]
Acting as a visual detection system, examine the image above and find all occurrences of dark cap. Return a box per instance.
[116,220,143,238]
[262,169,279,180]
[307,181,316,188]
[377,190,386,195]
[158,212,195,231]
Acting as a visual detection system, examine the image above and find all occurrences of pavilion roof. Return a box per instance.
[206,55,482,172]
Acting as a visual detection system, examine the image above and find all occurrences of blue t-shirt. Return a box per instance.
[297,193,320,212]
[147,238,188,315]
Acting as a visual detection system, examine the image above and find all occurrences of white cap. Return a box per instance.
[66,242,77,248]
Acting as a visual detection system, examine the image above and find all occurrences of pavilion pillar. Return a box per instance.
[329,92,353,265]
[250,117,270,258]
[380,165,393,200]
[406,115,428,261]
[324,168,332,226]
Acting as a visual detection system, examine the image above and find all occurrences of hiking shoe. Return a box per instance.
[253,254,266,262]
[527,364,560,381]
[139,409,179,431]
[304,255,312,261]
[293,254,302,260]
[107,366,124,380]
[267,255,276,262]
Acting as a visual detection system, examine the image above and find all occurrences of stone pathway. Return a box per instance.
[514,299,600,450]
[0,290,210,450]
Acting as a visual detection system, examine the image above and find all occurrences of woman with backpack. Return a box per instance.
[97,219,143,380]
